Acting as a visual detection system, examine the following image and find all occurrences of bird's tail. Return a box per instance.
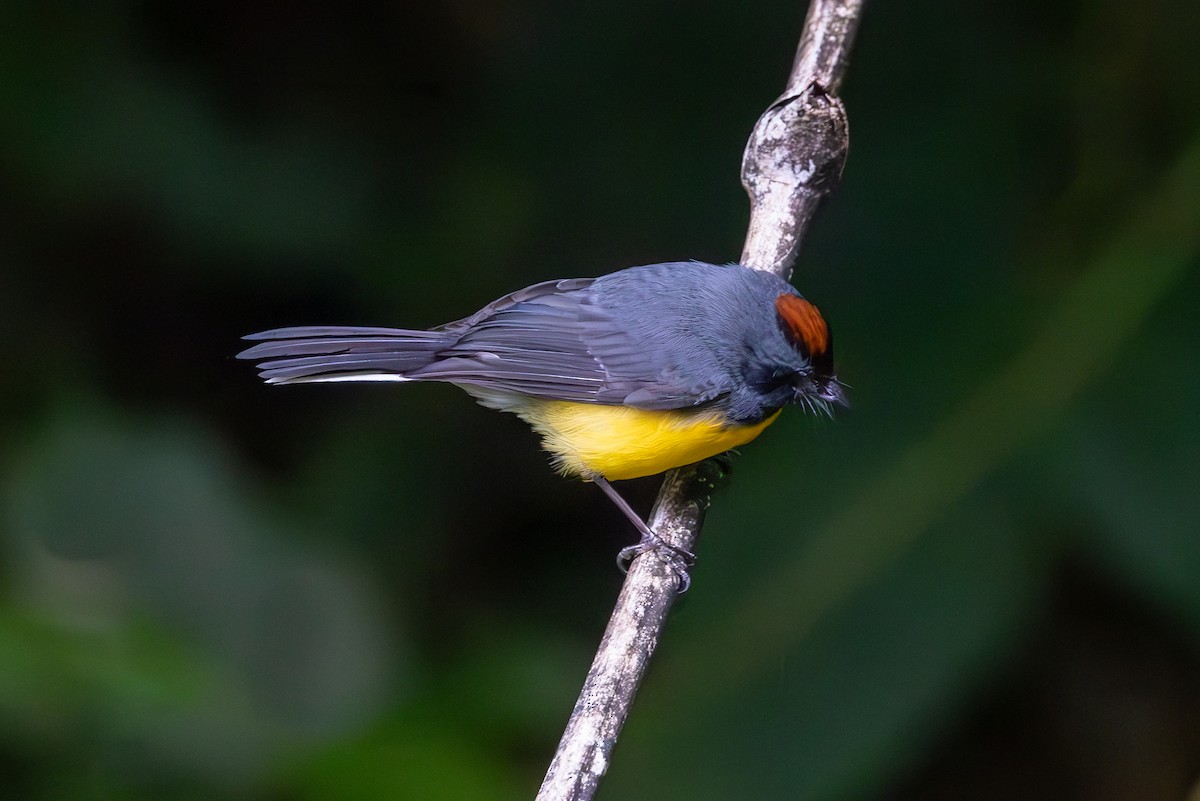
[237,326,453,385]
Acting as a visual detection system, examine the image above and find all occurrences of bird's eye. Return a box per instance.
[765,367,800,389]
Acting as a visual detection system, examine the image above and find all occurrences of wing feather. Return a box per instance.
[241,269,726,409]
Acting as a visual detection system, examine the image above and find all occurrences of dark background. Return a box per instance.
[2,1,1199,799]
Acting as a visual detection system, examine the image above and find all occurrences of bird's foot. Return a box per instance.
[616,532,695,593]
[708,450,736,478]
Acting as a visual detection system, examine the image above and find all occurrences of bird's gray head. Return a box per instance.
[730,291,846,422]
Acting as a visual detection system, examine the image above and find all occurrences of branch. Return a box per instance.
[536,2,863,799]
[742,1,858,276]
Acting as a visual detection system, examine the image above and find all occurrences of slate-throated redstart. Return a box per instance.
[239,261,845,576]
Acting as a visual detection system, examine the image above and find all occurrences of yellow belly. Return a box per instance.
[517,400,782,481]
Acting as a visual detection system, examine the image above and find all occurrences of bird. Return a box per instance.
[238,261,845,580]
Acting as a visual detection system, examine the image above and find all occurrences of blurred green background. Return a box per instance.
[2,1,1198,799]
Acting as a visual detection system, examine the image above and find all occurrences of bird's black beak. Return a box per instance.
[819,378,849,408]
[791,375,849,412]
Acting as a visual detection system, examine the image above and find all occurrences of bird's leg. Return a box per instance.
[591,475,694,591]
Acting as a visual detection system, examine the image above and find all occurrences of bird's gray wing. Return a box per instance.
[236,280,602,386]
[413,278,724,408]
